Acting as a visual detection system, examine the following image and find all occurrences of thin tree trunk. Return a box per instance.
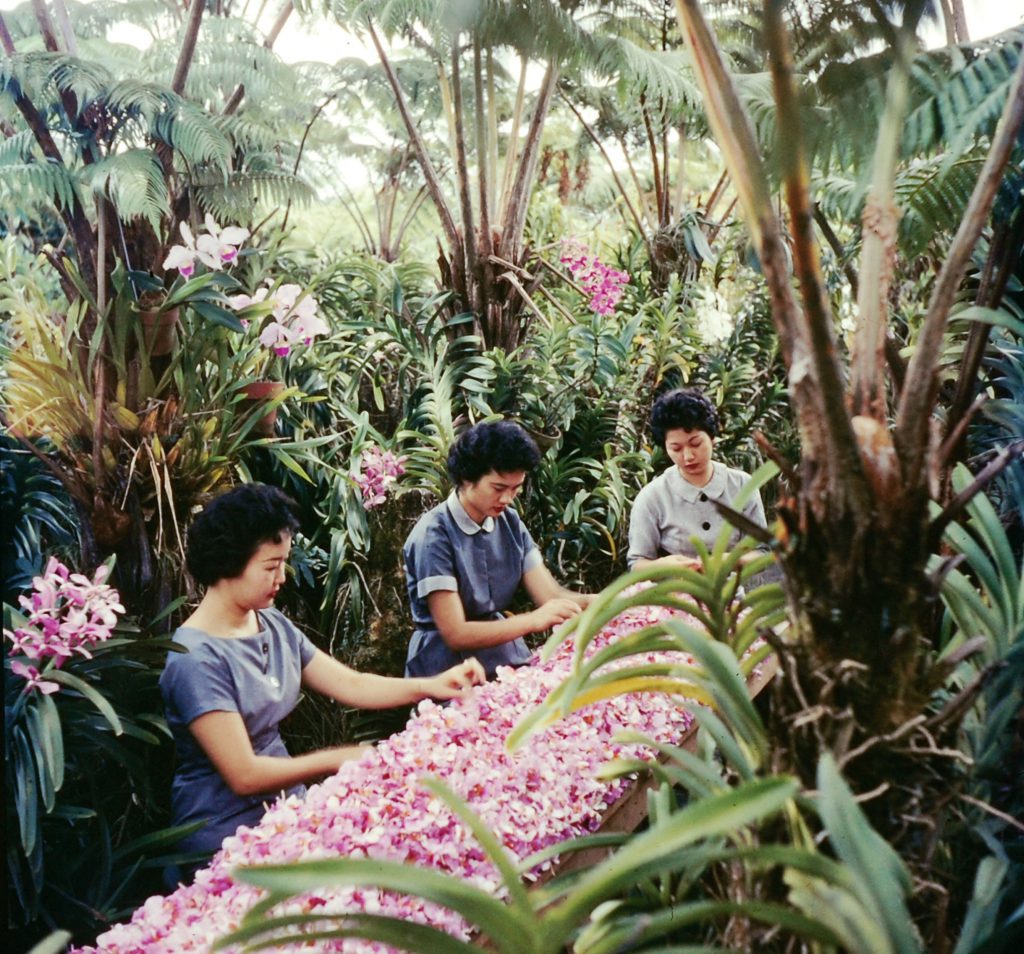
[473,40,493,311]
[674,121,687,217]
[366,20,460,251]
[661,118,671,224]
[501,62,558,266]
[450,34,477,311]
[31,0,80,132]
[171,0,206,96]
[224,1,294,115]
[616,129,655,228]
[498,56,529,223]
[937,0,957,46]
[561,93,647,240]
[950,0,970,42]
[641,96,665,225]
[486,48,499,221]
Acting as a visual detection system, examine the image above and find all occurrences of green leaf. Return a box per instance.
[25,929,73,954]
[13,725,39,855]
[231,857,525,951]
[45,669,124,735]
[550,776,799,932]
[816,755,921,954]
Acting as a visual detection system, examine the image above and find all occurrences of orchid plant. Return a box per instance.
[226,282,329,375]
[150,216,328,378]
[559,238,630,317]
[4,557,125,695]
[354,445,407,510]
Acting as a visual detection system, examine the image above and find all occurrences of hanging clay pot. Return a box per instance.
[139,306,179,356]
[523,423,563,452]
[241,380,285,437]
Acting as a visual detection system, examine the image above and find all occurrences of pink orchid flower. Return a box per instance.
[10,660,60,695]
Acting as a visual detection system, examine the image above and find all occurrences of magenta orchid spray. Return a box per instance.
[4,557,125,693]
[559,239,630,316]
[354,445,407,509]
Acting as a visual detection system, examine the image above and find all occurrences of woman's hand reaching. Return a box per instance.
[529,597,582,633]
[427,657,486,699]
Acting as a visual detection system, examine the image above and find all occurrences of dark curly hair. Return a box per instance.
[447,420,540,486]
[649,388,720,446]
[186,483,300,586]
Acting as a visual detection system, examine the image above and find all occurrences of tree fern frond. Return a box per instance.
[184,30,303,109]
[589,37,701,113]
[903,27,1023,161]
[895,154,987,258]
[67,0,171,41]
[0,159,82,216]
[81,148,170,231]
[153,99,233,167]
[213,114,283,154]
[196,169,317,224]
[0,130,39,165]
[102,79,174,120]
[42,51,115,107]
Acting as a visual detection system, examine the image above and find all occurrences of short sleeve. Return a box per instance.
[627,486,661,567]
[162,645,240,725]
[507,508,542,574]
[266,609,317,668]
[296,627,317,667]
[411,522,459,598]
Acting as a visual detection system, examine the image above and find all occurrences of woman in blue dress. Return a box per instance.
[403,420,594,679]
[160,483,483,874]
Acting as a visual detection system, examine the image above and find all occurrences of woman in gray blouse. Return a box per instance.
[627,388,767,570]
[160,483,484,878]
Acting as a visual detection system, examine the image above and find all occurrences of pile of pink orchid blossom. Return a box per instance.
[162,216,328,358]
[76,599,703,954]
[4,558,125,695]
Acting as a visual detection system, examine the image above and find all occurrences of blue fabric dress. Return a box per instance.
[403,492,543,678]
[159,607,317,855]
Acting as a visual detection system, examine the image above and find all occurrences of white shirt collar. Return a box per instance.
[668,462,727,502]
[446,491,495,534]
